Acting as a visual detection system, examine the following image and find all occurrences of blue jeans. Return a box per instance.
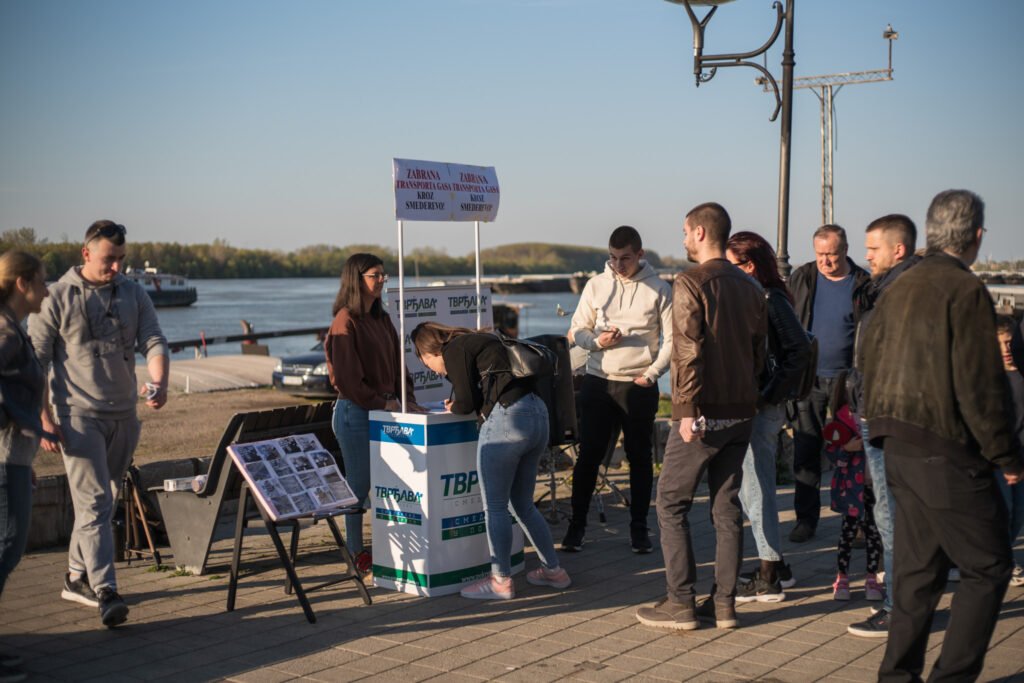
[0,464,33,597]
[996,474,1024,563]
[861,419,895,610]
[477,393,559,577]
[738,403,785,562]
[332,399,370,554]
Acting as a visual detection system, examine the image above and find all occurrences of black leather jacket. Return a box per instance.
[761,287,812,406]
[788,258,871,331]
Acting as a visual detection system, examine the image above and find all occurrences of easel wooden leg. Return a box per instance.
[284,521,300,596]
[327,516,372,605]
[263,513,316,624]
[226,484,250,613]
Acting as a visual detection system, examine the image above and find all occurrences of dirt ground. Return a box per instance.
[33,388,321,477]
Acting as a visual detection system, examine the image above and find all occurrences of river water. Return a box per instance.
[157,277,583,361]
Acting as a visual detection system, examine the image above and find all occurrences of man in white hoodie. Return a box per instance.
[564,226,673,553]
[29,221,169,628]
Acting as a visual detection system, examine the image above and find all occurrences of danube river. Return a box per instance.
[156,277,582,360]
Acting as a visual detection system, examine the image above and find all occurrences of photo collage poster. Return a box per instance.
[228,434,358,521]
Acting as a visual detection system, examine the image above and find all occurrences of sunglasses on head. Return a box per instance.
[85,223,127,245]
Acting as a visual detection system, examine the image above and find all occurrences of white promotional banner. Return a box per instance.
[393,158,500,222]
[388,285,492,404]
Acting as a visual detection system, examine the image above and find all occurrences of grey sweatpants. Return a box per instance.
[60,414,141,593]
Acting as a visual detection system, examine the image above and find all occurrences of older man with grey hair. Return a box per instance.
[862,189,1022,682]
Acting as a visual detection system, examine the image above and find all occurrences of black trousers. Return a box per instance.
[879,437,1011,683]
[791,375,838,527]
[657,420,752,603]
[570,375,659,529]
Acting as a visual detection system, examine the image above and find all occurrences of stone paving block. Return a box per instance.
[420,671,487,683]
[668,649,731,672]
[757,635,819,658]
[559,662,636,683]
[498,656,588,682]
[453,657,529,680]
[601,653,663,675]
[777,654,844,676]
[636,660,707,681]
[784,625,840,646]
[684,639,754,660]
[224,666,297,683]
[353,662,440,682]
[732,647,802,670]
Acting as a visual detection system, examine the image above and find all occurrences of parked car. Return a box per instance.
[272,343,335,398]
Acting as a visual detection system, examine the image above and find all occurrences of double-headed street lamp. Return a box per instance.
[664,0,796,275]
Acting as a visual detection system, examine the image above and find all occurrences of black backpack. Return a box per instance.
[488,332,577,446]
[489,332,556,378]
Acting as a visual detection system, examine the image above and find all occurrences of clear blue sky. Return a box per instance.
[2,0,1022,266]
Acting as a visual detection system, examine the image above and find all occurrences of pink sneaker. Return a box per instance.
[833,573,850,601]
[460,575,514,600]
[865,573,885,601]
[526,565,572,589]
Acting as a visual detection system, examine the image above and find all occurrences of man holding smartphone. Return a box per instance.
[29,220,169,628]
[564,225,673,554]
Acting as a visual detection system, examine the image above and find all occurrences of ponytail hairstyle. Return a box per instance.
[410,321,475,359]
[0,250,44,306]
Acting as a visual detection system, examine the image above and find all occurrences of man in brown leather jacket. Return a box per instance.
[636,202,766,631]
[863,189,1022,682]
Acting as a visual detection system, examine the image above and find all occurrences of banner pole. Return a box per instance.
[474,221,482,330]
[398,220,406,413]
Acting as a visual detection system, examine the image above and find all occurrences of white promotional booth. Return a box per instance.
[369,158,524,597]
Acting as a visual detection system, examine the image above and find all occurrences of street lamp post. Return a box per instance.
[664,0,796,275]
[758,25,898,226]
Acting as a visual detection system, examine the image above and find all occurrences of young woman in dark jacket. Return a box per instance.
[726,232,811,600]
[411,322,570,600]
[0,251,50,679]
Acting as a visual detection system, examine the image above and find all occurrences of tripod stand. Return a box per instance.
[535,442,576,523]
[592,425,631,523]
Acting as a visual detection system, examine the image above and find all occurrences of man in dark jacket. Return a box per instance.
[846,214,920,639]
[863,189,1022,682]
[636,202,766,631]
[787,225,870,542]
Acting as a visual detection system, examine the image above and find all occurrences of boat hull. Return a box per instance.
[145,287,198,307]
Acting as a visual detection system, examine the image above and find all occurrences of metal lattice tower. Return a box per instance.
[758,25,899,225]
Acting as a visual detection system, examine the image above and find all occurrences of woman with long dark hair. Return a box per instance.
[1,250,50,679]
[325,252,420,573]
[410,322,570,599]
[725,231,811,601]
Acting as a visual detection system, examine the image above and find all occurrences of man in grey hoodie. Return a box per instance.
[29,220,169,628]
[564,225,673,554]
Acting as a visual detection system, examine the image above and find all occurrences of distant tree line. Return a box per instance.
[1,228,677,278]
[974,259,1024,272]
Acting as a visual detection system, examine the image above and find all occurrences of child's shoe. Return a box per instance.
[460,575,514,600]
[832,573,851,601]
[864,573,885,601]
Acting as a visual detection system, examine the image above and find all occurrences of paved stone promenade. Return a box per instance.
[3,478,1022,682]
